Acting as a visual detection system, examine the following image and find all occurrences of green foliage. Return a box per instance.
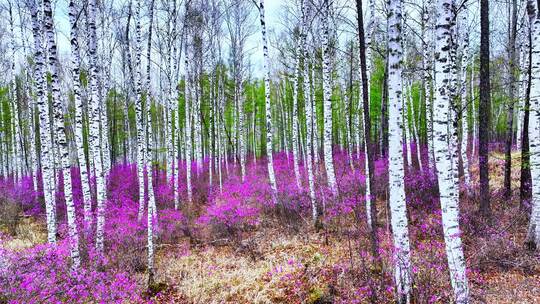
[79,69,89,88]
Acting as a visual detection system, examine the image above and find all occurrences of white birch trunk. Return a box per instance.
[526,4,540,248]
[135,0,146,221]
[302,0,316,220]
[88,0,107,253]
[357,11,374,230]
[387,0,412,300]
[459,7,471,186]
[448,12,460,198]
[434,0,470,301]
[321,0,338,194]
[424,0,436,169]
[258,0,278,197]
[69,0,92,229]
[29,1,56,244]
[29,98,39,191]
[292,38,302,189]
[146,94,157,285]
[517,12,530,150]
[171,11,180,209]
[145,0,157,220]
[403,83,412,168]
[366,0,376,87]
[43,0,80,266]
[185,37,193,203]
[238,78,246,182]
[471,60,477,159]
[8,6,22,182]
[100,96,111,174]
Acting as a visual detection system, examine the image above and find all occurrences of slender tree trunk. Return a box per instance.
[356,2,381,295]
[8,5,22,182]
[88,0,107,253]
[258,0,278,198]
[521,0,535,212]
[145,0,157,219]
[44,0,80,266]
[171,2,180,209]
[504,0,518,199]
[321,0,338,194]
[387,0,412,300]
[517,17,529,151]
[526,0,540,250]
[135,0,147,220]
[69,0,92,230]
[356,0,378,233]
[479,0,492,217]
[184,31,193,203]
[146,87,156,288]
[29,0,56,244]
[459,6,471,186]
[145,0,157,284]
[434,0,470,301]
[460,72,471,186]
[292,36,302,189]
[423,0,435,169]
[0,95,5,178]
[408,82,422,170]
[403,83,412,168]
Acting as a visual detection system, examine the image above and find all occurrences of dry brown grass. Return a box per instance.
[1,216,47,251]
[154,228,356,303]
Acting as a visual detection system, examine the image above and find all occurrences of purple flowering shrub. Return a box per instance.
[0,142,528,302]
[0,164,188,303]
[198,173,263,238]
[0,239,141,304]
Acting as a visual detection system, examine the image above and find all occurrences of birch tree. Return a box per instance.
[29,0,56,244]
[145,0,157,284]
[43,0,80,267]
[69,0,92,228]
[459,2,470,186]
[423,0,435,169]
[257,0,278,198]
[88,0,108,252]
[184,8,193,202]
[135,0,147,220]
[321,0,338,193]
[291,27,302,189]
[434,0,470,301]
[526,0,540,250]
[387,0,412,300]
[8,3,22,182]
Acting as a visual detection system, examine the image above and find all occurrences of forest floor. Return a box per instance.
[148,152,540,303]
[2,152,540,303]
